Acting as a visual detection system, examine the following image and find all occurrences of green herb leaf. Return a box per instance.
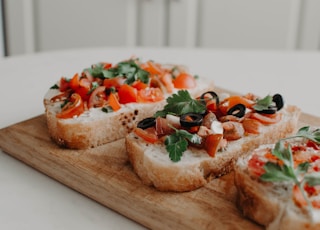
[155,90,206,117]
[102,106,113,113]
[304,172,320,186]
[296,126,320,144]
[261,162,295,182]
[165,128,201,162]
[253,95,273,111]
[50,84,59,89]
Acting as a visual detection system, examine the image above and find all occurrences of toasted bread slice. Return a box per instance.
[234,132,320,230]
[44,79,213,149]
[125,104,301,192]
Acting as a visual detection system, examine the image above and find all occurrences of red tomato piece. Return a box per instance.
[250,112,282,125]
[88,86,108,108]
[56,93,85,119]
[137,88,164,103]
[103,77,126,91]
[173,73,196,89]
[134,127,158,143]
[247,154,266,177]
[108,93,121,111]
[204,134,223,157]
[59,77,70,92]
[118,84,138,104]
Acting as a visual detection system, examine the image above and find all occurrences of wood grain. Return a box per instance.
[0,112,319,230]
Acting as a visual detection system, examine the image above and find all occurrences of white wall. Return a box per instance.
[3,0,320,56]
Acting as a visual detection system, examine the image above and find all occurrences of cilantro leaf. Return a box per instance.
[155,90,206,117]
[261,162,295,182]
[165,128,201,162]
[296,126,320,144]
[253,95,273,111]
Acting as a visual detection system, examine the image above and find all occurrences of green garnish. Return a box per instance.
[87,81,99,95]
[84,59,150,85]
[260,126,320,211]
[50,84,59,89]
[154,90,206,117]
[165,127,201,162]
[253,95,273,111]
[102,106,113,113]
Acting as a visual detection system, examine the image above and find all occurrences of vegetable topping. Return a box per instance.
[134,90,285,162]
[49,58,199,119]
[248,126,320,212]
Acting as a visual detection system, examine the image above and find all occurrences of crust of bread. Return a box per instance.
[44,79,214,149]
[234,144,320,229]
[125,105,301,192]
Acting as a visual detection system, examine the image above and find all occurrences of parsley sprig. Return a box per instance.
[154,90,206,117]
[84,59,150,85]
[260,126,320,211]
[165,126,201,162]
[253,95,273,111]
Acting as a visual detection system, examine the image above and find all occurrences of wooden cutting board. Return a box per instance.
[0,111,319,229]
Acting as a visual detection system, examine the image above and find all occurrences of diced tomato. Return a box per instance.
[247,154,266,177]
[206,100,219,113]
[293,184,308,208]
[118,84,138,104]
[75,77,91,101]
[132,80,148,90]
[134,127,159,143]
[101,62,112,69]
[69,73,80,91]
[160,73,174,93]
[137,88,164,103]
[59,77,70,92]
[141,61,163,75]
[312,200,320,209]
[311,155,320,162]
[88,86,108,108]
[242,118,261,134]
[56,93,85,119]
[173,73,196,89]
[228,95,254,109]
[103,77,126,91]
[307,140,320,150]
[249,112,282,125]
[204,134,223,157]
[108,93,121,111]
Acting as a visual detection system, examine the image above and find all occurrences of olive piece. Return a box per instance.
[258,106,277,114]
[227,104,246,118]
[199,91,219,106]
[180,113,203,127]
[273,94,284,111]
[137,117,156,129]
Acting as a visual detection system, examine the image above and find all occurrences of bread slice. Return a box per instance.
[234,133,320,230]
[125,102,301,192]
[44,77,213,149]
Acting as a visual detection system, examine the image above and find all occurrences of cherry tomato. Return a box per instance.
[56,93,85,119]
[88,86,108,108]
[160,73,174,93]
[118,84,138,104]
[204,134,223,157]
[173,73,196,89]
[69,73,80,91]
[250,112,282,125]
[103,77,126,91]
[137,88,164,103]
[75,77,91,101]
[134,127,158,144]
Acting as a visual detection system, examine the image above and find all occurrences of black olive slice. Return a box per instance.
[199,91,219,106]
[180,113,203,127]
[273,94,284,111]
[137,117,156,129]
[227,104,246,118]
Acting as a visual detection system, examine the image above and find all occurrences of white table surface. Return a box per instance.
[0,47,319,229]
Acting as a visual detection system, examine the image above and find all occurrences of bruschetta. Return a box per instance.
[234,126,320,230]
[125,90,301,192]
[43,57,213,149]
